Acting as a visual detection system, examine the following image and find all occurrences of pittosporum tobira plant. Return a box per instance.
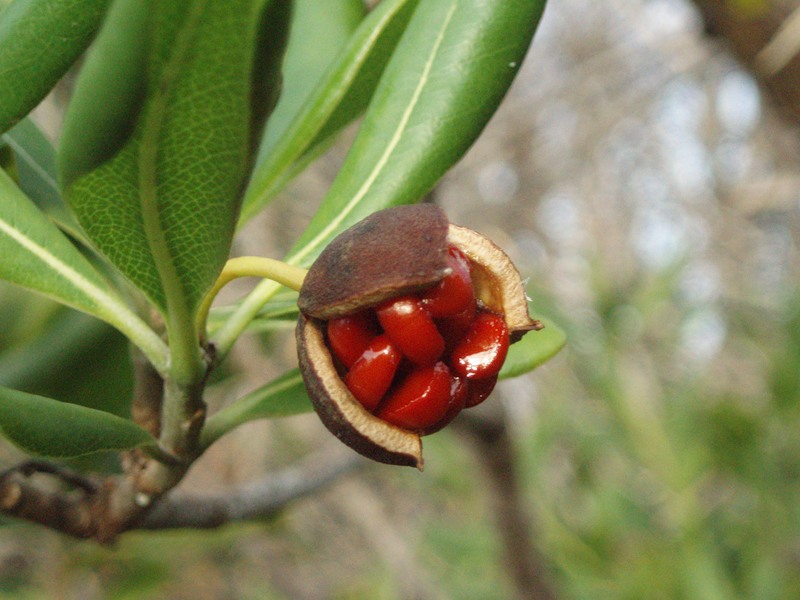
[0,0,563,541]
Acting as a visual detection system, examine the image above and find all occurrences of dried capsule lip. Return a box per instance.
[446,224,542,340]
[296,205,541,468]
[298,205,450,320]
[297,313,424,469]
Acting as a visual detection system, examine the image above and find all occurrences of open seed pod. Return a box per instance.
[296,205,540,469]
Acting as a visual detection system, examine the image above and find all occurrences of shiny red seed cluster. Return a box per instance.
[325,246,510,434]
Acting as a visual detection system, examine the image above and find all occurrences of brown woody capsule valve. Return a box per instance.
[296,205,540,469]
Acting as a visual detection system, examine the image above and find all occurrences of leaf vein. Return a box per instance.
[290,0,459,266]
[0,216,168,372]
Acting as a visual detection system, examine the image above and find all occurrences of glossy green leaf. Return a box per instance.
[0,168,168,372]
[499,317,567,380]
[240,0,420,224]
[286,0,547,267]
[57,0,150,192]
[0,385,154,458]
[0,302,137,474]
[255,0,364,163]
[0,0,110,134]
[61,0,291,317]
[2,118,84,240]
[201,369,311,449]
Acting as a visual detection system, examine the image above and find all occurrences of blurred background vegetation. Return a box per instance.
[3,0,800,598]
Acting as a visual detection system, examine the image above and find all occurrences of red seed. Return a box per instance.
[327,311,379,368]
[420,375,468,435]
[376,362,453,431]
[344,335,401,411]
[421,246,474,318]
[376,296,444,365]
[464,375,498,408]
[451,312,510,380]
[450,375,469,409]
[436,301,477,352]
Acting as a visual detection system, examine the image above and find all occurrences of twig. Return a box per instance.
[0,448,362,539]
[0,462,103,539]
[136,449,364,530]
[13,460,100,494]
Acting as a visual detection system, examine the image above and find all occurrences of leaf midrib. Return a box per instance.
[239,0,413,225]
[0,209,168,373]
[288,0,459,267]
[138,1,208,379]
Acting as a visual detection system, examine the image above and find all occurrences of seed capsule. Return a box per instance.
[296,205,541,468]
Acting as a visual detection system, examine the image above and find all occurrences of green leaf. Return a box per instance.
[0,385,154,458]
[0,0,110,134]
[499,317,567,380]
[0,308,134,419]
[57,0,150,192]
[0,280,59,350]
[286,0,547,266]
[61,0,291,317]
[0,306,106,391]
[201,369,311,449]
[239,0,420,225]
[2,119,58,208]
[255,0,365,162]
[208,295,299,333]
[2,118,85,241]
[0,168,168,372]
